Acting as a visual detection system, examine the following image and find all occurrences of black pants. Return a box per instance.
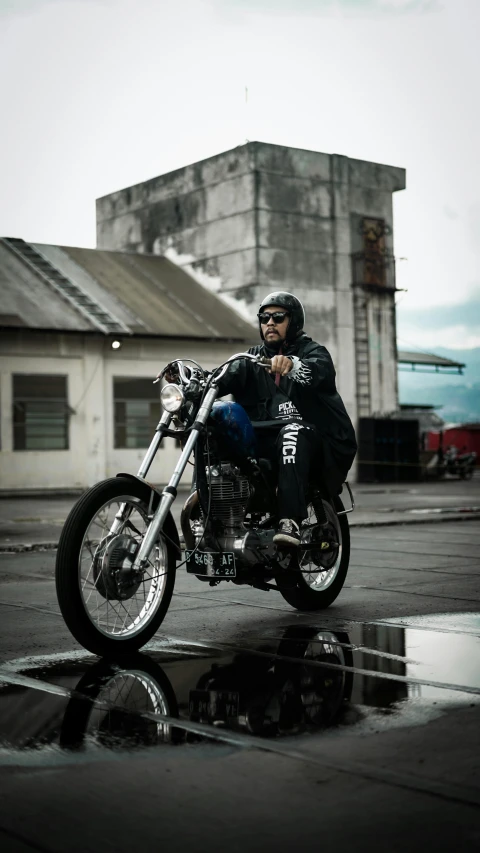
[255,422,325,523]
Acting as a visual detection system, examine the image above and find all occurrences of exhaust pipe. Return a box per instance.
[180,490,199,550]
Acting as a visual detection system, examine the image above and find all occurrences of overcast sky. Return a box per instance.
[1,0,479,350]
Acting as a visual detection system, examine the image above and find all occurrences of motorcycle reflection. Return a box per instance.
[60,628,353,750]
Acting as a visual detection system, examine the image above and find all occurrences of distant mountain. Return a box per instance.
[398,346,480,424]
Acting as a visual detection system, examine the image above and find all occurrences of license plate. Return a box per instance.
[189,689,239,721]
[185,550,236,578]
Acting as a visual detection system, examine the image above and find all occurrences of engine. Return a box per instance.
[181,462,277,570]
[207,463,250,531]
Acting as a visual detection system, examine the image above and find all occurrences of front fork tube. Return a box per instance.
[109,410,173,537]
[137,409,173,479]
[133,386,219,570]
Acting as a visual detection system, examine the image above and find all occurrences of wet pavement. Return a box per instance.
[1,616,479,762]
[1,475,480,550]
[0,515,479,851]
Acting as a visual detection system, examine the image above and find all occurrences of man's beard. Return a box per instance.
[263,335,285,355]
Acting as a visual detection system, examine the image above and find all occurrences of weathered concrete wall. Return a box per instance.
[346,156,402,416]
[97,147,258,295]
[366,294,398,414]
[96,142,406,421]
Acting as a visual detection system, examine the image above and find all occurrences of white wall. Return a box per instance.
[0,332,241,492]
[0,342,86,489]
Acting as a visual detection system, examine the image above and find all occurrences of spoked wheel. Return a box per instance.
[275,627,353,726]
[55,477,176,656]
[60,654,181,750]
[277,495,350,610]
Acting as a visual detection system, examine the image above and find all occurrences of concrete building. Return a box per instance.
[97,142,406,425]
[0,237,255,492]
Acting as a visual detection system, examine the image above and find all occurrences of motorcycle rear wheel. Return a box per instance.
[277,495,350,611]
[55,477,176,657]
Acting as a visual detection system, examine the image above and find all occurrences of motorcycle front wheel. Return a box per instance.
[55,477,176,657]
[277,495,350,611]
[60,654,181,750]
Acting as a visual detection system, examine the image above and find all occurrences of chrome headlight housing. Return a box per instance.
[161,383,185,413]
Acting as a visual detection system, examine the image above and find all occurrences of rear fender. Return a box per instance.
[116,472,181,557]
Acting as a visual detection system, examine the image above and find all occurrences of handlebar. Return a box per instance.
[154,353,272,387]
[212,352,272,383]
[153,358,205,385]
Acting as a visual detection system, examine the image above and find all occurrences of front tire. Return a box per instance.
[59,654,182,750]
[277,495,350,611]
[55,477,176,657]
[60,654,181,749]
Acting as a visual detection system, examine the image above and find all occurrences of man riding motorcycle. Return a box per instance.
[54,291,358,658]
[216,291,357,547]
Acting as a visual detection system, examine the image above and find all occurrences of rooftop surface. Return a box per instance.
[0,238,255,341]
[397,349,465,371]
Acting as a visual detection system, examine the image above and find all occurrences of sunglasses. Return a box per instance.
[258,311,290,325]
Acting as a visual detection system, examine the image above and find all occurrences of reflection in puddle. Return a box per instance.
[346,621,480,702]
[0,617,479,758]
[62,660,177,751]
[377,612,480,635]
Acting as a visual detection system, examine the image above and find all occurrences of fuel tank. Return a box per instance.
[209,401,257,461]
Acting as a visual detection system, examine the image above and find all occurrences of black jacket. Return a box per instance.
[218,333,357,493]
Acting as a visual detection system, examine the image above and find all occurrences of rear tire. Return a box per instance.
[277,495,350,611]
[275,626,354,725]
[55,477,176,657]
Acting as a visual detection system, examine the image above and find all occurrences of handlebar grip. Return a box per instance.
[258,356,272,367]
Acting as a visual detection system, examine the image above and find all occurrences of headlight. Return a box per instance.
[161,383,185,413]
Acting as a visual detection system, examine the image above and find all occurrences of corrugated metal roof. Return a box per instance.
[397,350,465,371]
[63,247,254,339]
[36,243,147,333]
[0,241,93,332]
[0,239,256,341]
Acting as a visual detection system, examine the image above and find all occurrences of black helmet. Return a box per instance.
[258,291,305,343]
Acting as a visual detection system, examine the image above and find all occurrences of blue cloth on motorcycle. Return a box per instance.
[209,401,257,460]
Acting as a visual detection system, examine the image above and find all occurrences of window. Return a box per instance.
[13,374,69,451]
[113,377,161,449]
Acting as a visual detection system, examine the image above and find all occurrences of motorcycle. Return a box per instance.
[55,353,355,657]
[443,450,476,480]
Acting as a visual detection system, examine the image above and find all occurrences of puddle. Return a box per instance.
[0,617,479,761]
[376,612,480,635]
